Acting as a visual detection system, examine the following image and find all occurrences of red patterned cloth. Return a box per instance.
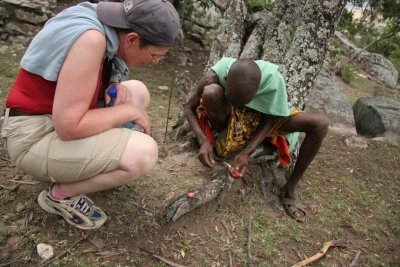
[197,97,214,145]
[268,136,291,168]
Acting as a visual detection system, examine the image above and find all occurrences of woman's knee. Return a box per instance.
[119,132,158,179]
[122,80,150,109]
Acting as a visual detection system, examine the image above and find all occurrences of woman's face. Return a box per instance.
[117,32,170,67]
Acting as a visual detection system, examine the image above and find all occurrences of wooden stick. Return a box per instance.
[164,75,175,143]
[228,250,233,267]
[349,250,361,267]
[140,247,188,267]
[290,240,350,267]
[247,219,254,267]
[152,254,188,267]
[9,179,39,185]
[221,219,232,239]
[132,202,158,216]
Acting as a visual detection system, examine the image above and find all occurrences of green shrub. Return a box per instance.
[388,46,400,72]
[340,64,356,84]
[247,0,273,12]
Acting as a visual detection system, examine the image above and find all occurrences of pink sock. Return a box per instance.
[50,184,72,200]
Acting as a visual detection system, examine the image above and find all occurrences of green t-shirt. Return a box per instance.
[210,57,299,151]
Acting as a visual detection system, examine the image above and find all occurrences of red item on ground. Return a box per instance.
[222,162,242,178]
[187,192,196,198]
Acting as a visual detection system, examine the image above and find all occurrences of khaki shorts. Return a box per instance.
[1,111,131,183]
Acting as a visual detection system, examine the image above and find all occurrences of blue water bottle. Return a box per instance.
[108,86,136,130]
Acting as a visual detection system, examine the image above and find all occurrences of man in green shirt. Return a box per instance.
[184,57,328,222]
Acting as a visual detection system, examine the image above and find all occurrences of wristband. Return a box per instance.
[246,143,255,151]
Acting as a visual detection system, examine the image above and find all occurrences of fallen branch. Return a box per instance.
[41,235,87,267]
[165,169,229,222]
[228,250,233,267]
[349,250,361,267]
[140,247,188,267]
[247,219,253,267]
[164,75,175,143]
[10,179,39,185]
[290,239,350,267]
[221,219,232,239]
[132,201,158,217]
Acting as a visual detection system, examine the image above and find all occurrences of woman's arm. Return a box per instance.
[53,30,148,140]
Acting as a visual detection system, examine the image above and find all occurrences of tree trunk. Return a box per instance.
[281,0,346,109]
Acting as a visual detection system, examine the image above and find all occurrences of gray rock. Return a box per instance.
[353,96,400,142]
[15,9,48,25]
[344,136,368,148]
[0,7,8,25]
[305,65,357,136]
[357,51,398,89]
[0,0,57,42]
[335,31,398,88]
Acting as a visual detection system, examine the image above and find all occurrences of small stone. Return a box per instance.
[37,243,54,260]
[344,136,368,148]
[158,86,169,91]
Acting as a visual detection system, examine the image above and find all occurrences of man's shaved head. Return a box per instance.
[225,58,261,106]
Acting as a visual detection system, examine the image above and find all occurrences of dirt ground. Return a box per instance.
[1,31,400,267]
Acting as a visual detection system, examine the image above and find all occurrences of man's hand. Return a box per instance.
[198,141,215,168]
[233,152,249,176]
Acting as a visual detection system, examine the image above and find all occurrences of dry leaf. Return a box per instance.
[180,249,185,258]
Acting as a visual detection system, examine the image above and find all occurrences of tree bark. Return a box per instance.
[205,0,247,71]
[281,0,346,109]
[262,0,306,64]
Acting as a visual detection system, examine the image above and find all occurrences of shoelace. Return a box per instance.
[67,195,94,215]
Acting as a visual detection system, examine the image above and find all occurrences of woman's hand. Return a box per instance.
[105,83,133,106]
[130,105,151,134]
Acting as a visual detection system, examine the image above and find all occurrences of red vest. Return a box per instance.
[6,67,102,114]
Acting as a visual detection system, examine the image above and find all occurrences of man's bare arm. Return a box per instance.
[184,71,219,168]
[184,71,219,146]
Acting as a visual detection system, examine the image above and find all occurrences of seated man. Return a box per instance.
[184,57,328,222]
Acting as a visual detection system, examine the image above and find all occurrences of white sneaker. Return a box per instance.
[37,187,107,230]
